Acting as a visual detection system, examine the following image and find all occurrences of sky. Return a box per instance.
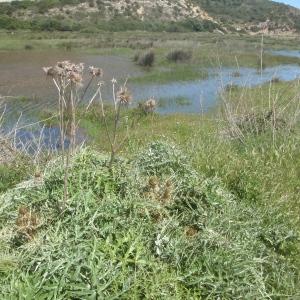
[273,0,300,8]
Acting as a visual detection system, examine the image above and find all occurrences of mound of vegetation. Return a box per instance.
[0,141,299,298]
[166,50,192,63]
[134,51,155,68]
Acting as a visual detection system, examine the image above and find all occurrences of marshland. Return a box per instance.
[0,28,300,299]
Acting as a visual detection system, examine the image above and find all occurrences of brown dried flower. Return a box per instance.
[43,61,84,84]
[161,179,173,203]
[184,226,199,238]
[69,71,83,84]
[43,66,64,77]
[117,87,132,105]
[148,176,159,191]
[16,206,39,241]
[89,66,103,77]
[144,98,156,113]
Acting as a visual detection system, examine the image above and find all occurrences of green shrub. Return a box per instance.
[136,50,155,68]
[0,15,29,30]
[0,162,29,193]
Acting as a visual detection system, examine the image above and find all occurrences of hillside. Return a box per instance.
[0,0,300,33]
[195,0,300,33]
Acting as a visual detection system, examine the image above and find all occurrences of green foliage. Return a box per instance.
[30,17,82,31]
[134,141,190,176]
[0,162,29,193]
[0,15,30,30]
[0,143,299,298]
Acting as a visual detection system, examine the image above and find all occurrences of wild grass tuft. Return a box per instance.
[166,49,192,63]
[135,50,155,68]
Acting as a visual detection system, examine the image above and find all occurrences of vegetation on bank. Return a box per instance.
[1,88,300,298]
[0,14,220,33]
[0,40,300,298]
[0,161,29,193]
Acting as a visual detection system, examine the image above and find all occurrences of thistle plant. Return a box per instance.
[43,61,102,205]
[89,78,133,168]
[43,60,156,203]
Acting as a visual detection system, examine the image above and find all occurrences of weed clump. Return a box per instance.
[234,110,287,135]
[271,76,281,83]
[0,142,299,298]
[134,141,190,176]
[24,44,33,50]
[166,49,192,63]
[135,50,155,67]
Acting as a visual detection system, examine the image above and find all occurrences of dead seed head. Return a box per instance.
[117,87,132,105]
[89,66,103,77]
[148,176,159,189]
[43,66,63,77]
[43,61,84,85]
[69,71,83,84]
[16,206,39,241]
[184,226,199,238]
[144,98,157,112]
[161,183,172,203]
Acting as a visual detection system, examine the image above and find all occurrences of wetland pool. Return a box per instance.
[1,49,300,148]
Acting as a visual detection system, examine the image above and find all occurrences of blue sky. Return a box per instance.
[273,0,300,8]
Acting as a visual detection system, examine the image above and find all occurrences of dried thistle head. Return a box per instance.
[69,71,83,84]
[17,206,28,217]
[43,66,54,76]
[165,179,172,188]
[148,176,159,190]
[184,226,198,238]
[161,186,172,203]
[16,206,39,241]
[117,87,132,105]
[75,62,85,73]
[57,60,70,69]
[89,66,103,77]
[43,66,64,77]
[34,170,42,180]
[43,61,84,85]
[144,98,157,113]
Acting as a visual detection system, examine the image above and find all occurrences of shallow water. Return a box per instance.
[1,49,300,149]
[270,50,300,59]
[131,64,300,114]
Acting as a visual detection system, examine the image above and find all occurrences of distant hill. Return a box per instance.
[0,0,300,34]
[194,0,300,33]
